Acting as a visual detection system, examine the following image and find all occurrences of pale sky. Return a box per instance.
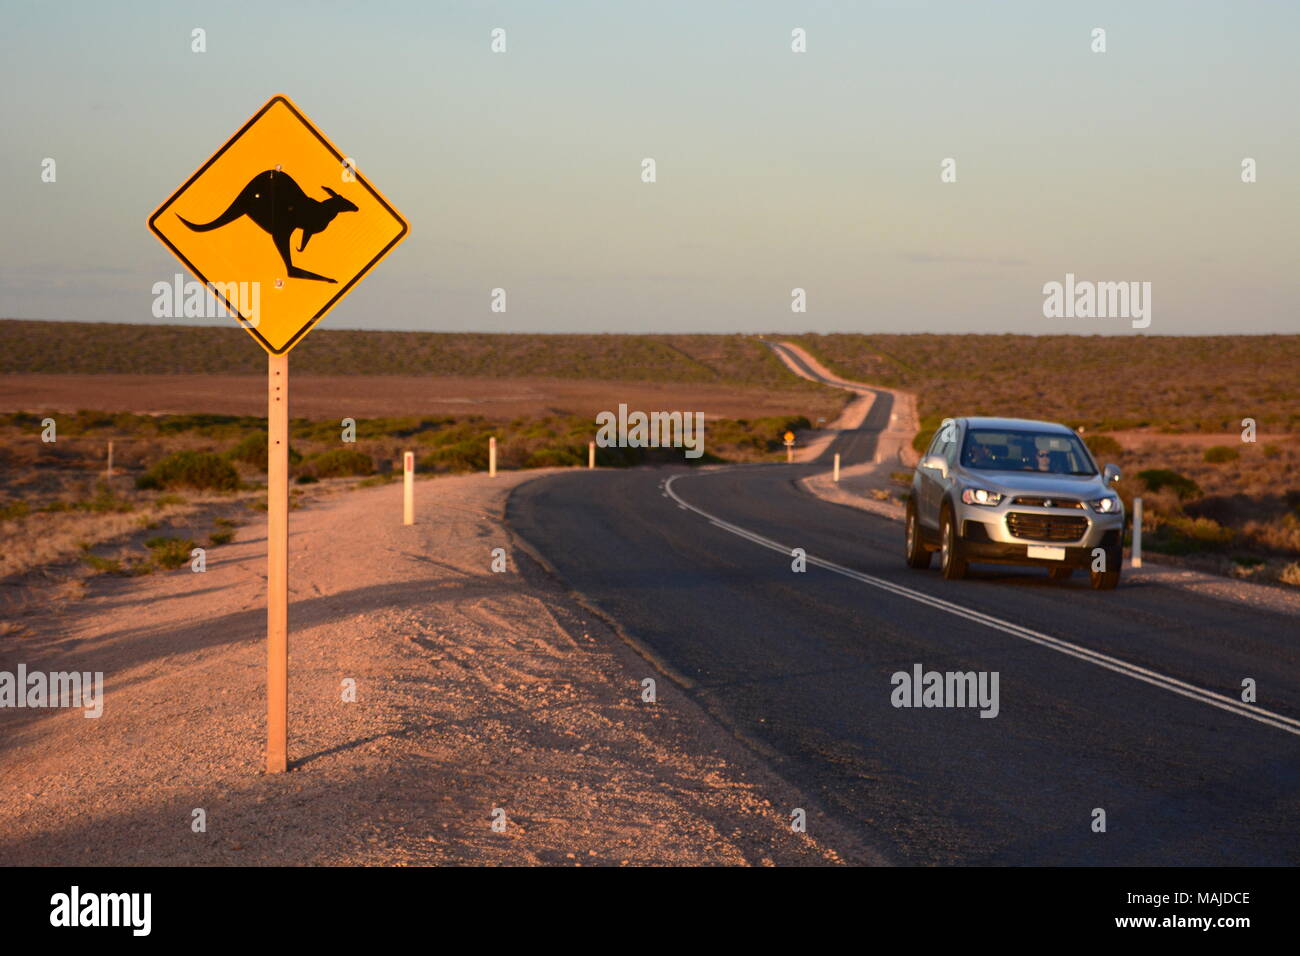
[1,0,1296,335]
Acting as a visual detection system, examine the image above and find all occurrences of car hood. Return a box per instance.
[959,470,1107,497]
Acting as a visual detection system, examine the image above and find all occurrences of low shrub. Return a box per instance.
[81,552,123,574]
[145,536,196,570]
[524,446,584,469]
[419,442,488,474]
[1147,516,1234,555]
[1203,445,1240,464]
[1137,468,1201,501]
[304,448,374,478]
[0,500,29,521]
[137,451,239,491]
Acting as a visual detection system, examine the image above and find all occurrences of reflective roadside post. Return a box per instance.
[834,452,840,482]
[1132,497,1143,568]
[784,430,795,464]
[489,436,497,477]
[403,451,414,526]
[588,441,595,469]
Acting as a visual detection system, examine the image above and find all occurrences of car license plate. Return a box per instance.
[1027,545,1066,560]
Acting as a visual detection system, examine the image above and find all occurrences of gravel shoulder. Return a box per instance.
[0,471,847,866]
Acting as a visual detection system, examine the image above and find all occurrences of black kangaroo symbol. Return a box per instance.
[178,169,358,283]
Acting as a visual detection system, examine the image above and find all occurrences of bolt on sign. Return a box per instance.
[147,95,409,773]
[148,94,408,353]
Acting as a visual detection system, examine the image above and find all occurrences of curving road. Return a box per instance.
[506,358,1300,865]
[764,339,896,464]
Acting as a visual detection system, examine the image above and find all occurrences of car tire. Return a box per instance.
[939,508,967,580]
[1088,546,1122,590]
[1090,564,1121,590]
[905,502,932,569]
[1048,566,1073,583]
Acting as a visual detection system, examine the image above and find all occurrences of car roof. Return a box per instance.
[958,417,1076,434]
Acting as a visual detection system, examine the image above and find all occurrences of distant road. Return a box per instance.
[508,349,1300,865]
[762,339,896,464]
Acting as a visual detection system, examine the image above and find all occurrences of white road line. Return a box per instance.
[665,472,1300,739]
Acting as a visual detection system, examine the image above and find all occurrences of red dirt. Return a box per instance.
[0,374,843,422]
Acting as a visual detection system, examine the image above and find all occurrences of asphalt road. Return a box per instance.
[507,414,1300,865]
[765,340,895,463]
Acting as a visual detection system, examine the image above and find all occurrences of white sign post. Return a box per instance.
[403,451,415,526]
[1132,497,1143,568]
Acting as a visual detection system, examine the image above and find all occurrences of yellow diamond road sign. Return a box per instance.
[148,94,409,354]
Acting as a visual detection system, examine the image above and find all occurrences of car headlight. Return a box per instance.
[1089,495,1121,514]
[961,488,1003,506]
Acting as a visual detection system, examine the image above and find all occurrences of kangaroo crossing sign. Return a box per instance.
[148,94,408,353]
[145,94,411,774]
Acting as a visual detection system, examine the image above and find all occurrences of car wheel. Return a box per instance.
[1048,566,1073,583]
[1089,546,1122,590]
[1090,565,1121,590]
[905,502,932,569]
[939,508,967,580]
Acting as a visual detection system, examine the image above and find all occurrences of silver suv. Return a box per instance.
[904,417,1125,589]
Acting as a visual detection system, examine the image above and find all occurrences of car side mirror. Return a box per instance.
[1103,464,1120,485]
[921,454,949,478]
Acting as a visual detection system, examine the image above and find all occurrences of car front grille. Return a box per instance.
[1010,496,1083,508]
[1006,512,1089,542]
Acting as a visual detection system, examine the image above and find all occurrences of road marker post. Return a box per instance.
[1132,497,1143,568]
[784,430,795,464]
[105,440,114,478]
[833,452,840,482]
[489,436,497,477]
[589,440,595,469]
[403,451,415,525]
[146,94,410,774]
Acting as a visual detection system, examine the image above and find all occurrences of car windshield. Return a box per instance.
[960,428,1096,475]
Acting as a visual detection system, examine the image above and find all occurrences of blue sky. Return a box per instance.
[1,0,1296,335]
